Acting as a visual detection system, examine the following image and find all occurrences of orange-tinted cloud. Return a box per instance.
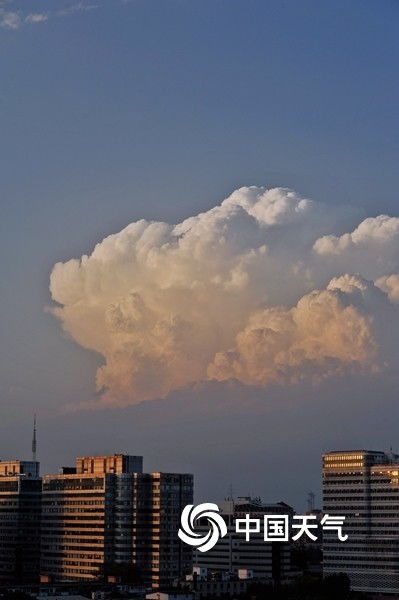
[49,186,399,408]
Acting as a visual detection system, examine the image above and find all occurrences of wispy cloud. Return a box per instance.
[57,2,99,17]
[0,0,100,30]
[25,13,48,24]
[0,10,21,30]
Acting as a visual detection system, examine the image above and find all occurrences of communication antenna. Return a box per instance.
[228,483,234,501]
[32,414,37,463]
[307,491,315,513]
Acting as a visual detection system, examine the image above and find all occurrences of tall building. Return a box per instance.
[0,460,41,583]
[41,470,117,581]
[133,472,193,588]
[194,497,293,583]
[40,454,193,587]
[323,449,399,594]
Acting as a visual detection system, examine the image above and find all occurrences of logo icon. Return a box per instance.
[178,503,227,552]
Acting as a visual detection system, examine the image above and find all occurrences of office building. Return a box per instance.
[0,460,41,583]
[41,469,117,581]
[194,496,293,583]
[133,472,193,588]
[40,454,193,587]
[323,449,399,594]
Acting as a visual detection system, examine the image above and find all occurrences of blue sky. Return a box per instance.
[1,0,398,508]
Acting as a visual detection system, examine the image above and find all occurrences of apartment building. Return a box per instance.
[0,460,41,583]
[323,449,399,594]
[40,454,193,587]
[40,470,116,581]
[133,472,193,588]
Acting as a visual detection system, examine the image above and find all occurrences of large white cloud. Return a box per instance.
[313,215,399,280]
[208,276,377,386]
[49,186,399,408]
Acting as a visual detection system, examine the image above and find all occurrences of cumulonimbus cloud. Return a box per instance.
[49,186,399,408]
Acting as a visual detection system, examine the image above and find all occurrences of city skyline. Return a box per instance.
[1,0,399,510]
[1,446,389,593]
[0,433,322,512]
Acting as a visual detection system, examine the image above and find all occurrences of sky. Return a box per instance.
[0,0,399,510]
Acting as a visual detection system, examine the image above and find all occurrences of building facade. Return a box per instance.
[323,449,399,594]
[40,454,193,588]
[194,497,293,583]
[133,472,193,588]
[41,471,116,581]
[0,460,41,583]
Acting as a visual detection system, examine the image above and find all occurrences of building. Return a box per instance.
[0,460,41,583]
[40,469,117,581]
[133,472,193,588]
[146,592,194,600]
[323,449,399,594]
[185,567,254,598]
[76,454,143,475]
[0,460,39,478]
[40,454,193,588]
[194,497,293,584]
[40,454,144,582]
